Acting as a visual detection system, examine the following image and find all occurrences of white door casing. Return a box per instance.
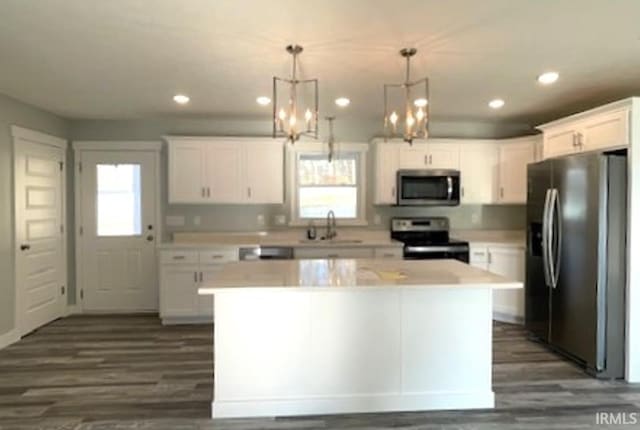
[75,143,161,312]
[12,126,67,336]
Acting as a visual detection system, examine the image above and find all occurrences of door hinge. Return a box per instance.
[61,286,65,295]
[80,289,84,300]
[59,161,64,171]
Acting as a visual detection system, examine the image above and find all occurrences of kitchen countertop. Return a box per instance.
[158,229,403,249]
[198,258,522,292]
[451,230,525,247]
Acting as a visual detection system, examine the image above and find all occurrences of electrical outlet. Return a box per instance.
[257,214,265,226]
[274,214,286,225]
[193,216,201,226]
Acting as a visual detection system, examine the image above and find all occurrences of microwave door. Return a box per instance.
[397,170,460,206]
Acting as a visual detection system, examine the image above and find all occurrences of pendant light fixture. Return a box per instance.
[325,116,337,162]
[273,45,319,144]
[384,48,429,144]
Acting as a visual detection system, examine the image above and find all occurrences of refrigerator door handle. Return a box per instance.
[542,189,553,288]
[549,189,562,289]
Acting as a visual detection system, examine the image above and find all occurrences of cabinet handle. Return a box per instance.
[172,255,186,260]
[247,187,252,198]
[572,133,578,147]
[391,186,396,198]
[210,255,224,260]
[194,272,198,283]
[199,272,203,282]
[383,253,395,258]
[201,187,206,197]
[429,154,432,165]
[424,155,428,166]
[488,252,492,265]
[328,254,339,258]
[461,187,465,198]
[500,187,504,199]
[577,132,584,148]
[207,187,211,197]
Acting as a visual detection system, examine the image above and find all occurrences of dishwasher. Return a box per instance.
[239,246,294,261]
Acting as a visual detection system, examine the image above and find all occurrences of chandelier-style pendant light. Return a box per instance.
[384,48,430,144]
[273,45,319,144]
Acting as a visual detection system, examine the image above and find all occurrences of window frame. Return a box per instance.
[287,142,369,226]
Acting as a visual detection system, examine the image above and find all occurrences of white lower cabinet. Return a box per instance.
[470,244,525,323]
[159,248,239,324]
[295,247,375,259]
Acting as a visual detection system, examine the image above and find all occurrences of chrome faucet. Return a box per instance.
[326,210,337,240]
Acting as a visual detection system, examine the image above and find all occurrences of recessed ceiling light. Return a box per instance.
[537,71,559,85]
[256,96,271,106]
[173,94,190,105]
[488,99,505,109]
[414,98,428,107]
[335,97,350,107]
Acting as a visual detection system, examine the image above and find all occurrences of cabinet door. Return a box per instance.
[427,144,459,169]
[374,144,400,204]
[160,266,199,317]
[168,142,206,203]
[498,142,534,203]
[487,247,525,320]
[399,145,429,169]
[245,142,284,204]
[459,144,498,204]
[582,109,629,152]
[199,267,225,317]
[205,142,243,203]
[543,125,579,159]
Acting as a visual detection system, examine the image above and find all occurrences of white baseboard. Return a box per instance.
[212,391,495,419]
[64,305,81,316]
[0,329,19,350]
[161,316,213,325]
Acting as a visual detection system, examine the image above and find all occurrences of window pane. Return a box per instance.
[298,154,357,186]
[299,186,357,218]
[97,164,142,236]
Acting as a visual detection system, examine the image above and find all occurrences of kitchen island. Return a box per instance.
[199,258,522,418]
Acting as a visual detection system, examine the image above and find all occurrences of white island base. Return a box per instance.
[201,259,522,419]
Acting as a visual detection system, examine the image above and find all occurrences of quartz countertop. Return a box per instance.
[158,229,403,249]
[198,258,522,293]
[451,230,525,247]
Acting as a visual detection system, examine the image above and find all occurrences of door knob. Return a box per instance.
[20,244,30,251]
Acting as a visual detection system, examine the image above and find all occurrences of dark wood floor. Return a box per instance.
[0,316,638,430]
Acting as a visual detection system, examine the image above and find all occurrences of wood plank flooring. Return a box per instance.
[0,315,638,429]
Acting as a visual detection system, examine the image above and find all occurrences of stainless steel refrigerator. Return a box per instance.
[525,150,627,378]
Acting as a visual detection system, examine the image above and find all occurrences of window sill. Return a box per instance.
[289,219,369,227]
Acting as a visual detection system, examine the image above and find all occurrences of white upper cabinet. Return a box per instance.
[206,142,243,203]
[497,138,535,204]
[168,141,207,203]
[538,100,630,160]
[459,143,498,204]
[245,142,284,204]
[373,143,400,205]
[398,142,460,170]
[166,137,284,204]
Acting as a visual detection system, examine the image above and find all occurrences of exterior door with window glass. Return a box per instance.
[79,151,157,311]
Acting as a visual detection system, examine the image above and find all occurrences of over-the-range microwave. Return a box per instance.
[396,169,461,206]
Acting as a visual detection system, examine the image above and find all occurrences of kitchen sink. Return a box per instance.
[298,239,363,244]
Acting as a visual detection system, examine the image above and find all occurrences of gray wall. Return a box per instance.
[0,94,68,336]
[69,116,532,237]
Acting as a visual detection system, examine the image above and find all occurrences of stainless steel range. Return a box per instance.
[391,217,469,262]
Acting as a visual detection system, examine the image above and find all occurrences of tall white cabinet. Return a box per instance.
[166,137,284,204]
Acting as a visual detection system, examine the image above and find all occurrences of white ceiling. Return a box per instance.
[1,0,640,125]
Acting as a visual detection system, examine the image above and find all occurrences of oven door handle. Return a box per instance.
[447,176,453,200]
[405,245,469,253]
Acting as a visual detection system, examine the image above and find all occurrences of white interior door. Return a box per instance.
[14,136,66,335]
[79,151,158,311]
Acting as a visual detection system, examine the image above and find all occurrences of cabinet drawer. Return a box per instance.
[374,247,403,259]
[469,246,488,263]
[160,250,199,265]
[199,249,238,264]
[294,247,374,259]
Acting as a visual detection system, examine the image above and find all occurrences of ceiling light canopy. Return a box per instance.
[256,96,271,106]
[384,48,429,144]
[272,44,319,144]
[335,97,350,107]
[488,99,505,109]
[537,71,559,85]
[173,94,190,105]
